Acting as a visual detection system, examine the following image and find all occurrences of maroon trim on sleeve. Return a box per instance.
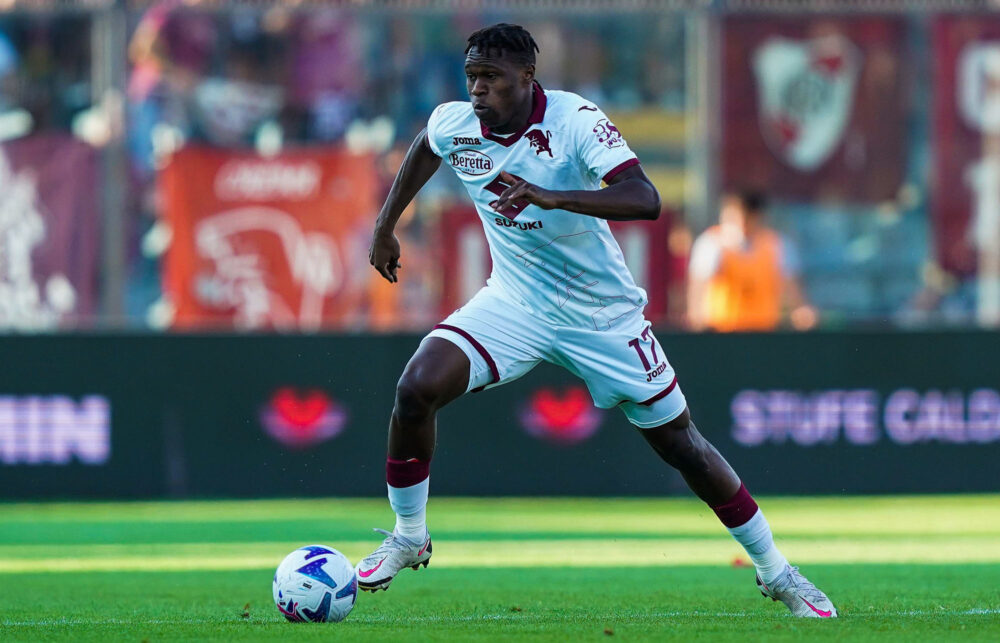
[434,323,500,390]
[480,82,548,147]
[639,375,678,406]
[602,157,640,183]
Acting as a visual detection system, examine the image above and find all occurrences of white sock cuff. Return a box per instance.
[726,508,766,539]
[388,477,429,516]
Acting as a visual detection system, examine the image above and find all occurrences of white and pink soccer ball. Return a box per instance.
[272,545,358,623]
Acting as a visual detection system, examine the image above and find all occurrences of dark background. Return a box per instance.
[1,331,998,499]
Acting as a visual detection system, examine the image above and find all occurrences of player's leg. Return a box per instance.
[637,407,740,504]
[638,409,786,580]
[638,409,836,617]
[555,320,835,617]
[386,336,471,537]
[357,337,470,592]
[359,286,550,591]
[389,337,470,461]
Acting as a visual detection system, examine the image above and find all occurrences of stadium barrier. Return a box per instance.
[0,332,998,499]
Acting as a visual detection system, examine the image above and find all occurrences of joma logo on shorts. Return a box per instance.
[450,149,493,175]
[453,136,482,145]
[646,362,667,382]
[494,217,543,231]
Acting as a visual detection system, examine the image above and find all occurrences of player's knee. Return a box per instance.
[393,368,448,426]
[393,377,435,426]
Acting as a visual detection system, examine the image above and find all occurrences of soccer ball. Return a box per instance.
[272,545,358,623]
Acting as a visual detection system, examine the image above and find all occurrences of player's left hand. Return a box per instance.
[494,171,560,212]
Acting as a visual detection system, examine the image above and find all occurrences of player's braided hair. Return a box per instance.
[465,23,539,66]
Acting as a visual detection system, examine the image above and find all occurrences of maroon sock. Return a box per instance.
[710,482,759,528]
[386,457,430,488]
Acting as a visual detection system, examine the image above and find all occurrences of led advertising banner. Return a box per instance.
[0,332,996,498]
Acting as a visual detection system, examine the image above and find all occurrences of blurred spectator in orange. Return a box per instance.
[687,191,817,332]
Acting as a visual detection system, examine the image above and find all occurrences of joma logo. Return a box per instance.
[453,136,482,146]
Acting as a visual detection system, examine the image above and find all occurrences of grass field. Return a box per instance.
[1,496,998,641]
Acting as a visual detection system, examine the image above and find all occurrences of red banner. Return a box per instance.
[931,15,1000,275]
[161,146,378,330]
[0,135,99,329]
[722,16,906,201]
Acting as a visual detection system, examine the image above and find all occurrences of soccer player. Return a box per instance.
[359,23,837,618]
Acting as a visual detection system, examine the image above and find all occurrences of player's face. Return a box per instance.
[465,47,534,133]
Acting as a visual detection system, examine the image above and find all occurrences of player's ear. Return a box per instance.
[522,64,535,84]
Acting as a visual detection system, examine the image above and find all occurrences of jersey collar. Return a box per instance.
[479,82,547,147]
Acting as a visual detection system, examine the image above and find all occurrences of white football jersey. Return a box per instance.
[426,83,648,331]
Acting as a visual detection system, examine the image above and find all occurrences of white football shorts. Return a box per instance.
[425,286,687,428]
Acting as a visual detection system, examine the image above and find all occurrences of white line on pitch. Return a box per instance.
[2,608,999,627]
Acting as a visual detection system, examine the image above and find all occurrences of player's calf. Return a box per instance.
[639,410,740,506]
[641,409,836,615]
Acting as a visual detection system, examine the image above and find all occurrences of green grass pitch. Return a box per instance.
[1,496,998,641]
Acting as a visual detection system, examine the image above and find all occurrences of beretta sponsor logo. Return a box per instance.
[449,149,493,176]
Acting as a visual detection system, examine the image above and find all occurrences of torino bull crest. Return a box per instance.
[753,34,861,171]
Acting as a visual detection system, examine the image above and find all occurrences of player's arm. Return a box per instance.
[492,165,660,221]
[370,128,442,283]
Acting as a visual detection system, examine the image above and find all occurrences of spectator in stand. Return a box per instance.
[286,8,362,142]
[687,191,817,332]
[127,0,217,174]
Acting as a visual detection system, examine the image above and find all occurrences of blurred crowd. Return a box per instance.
[0,2,986,332]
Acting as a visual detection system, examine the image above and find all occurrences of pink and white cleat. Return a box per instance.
[757,565,838,618]
[355,528,432,592]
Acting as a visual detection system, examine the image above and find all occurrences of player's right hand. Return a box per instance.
[369,231,402,283]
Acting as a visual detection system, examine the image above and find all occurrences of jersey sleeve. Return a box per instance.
[425,103,448,157]
[572,104,640,183]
